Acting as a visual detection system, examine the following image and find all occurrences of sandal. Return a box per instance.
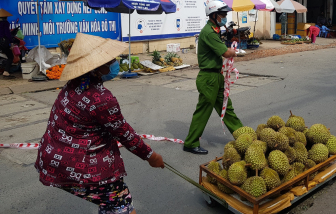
[2,75,16,79]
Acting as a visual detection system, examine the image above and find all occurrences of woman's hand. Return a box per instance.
[147,151,164,168]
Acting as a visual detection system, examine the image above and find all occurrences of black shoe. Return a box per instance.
[183,146,208,155]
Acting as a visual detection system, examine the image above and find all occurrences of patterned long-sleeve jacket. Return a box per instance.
[35,77,152,187]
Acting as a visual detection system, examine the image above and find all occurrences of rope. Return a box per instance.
[164,161,224,202]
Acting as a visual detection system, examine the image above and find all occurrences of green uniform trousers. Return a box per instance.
[184,71,243,148]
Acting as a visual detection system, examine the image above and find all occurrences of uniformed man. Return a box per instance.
[279,12,287,35]
[183,1,243,155]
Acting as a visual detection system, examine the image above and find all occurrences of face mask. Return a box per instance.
[101,61,120,82]
[217,16,227,27]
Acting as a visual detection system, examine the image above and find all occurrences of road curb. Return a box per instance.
[9,80,66,94]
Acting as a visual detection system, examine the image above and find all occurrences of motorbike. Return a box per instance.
[0,26,27,72]
[11,26,28,61]
[222,21,251,43]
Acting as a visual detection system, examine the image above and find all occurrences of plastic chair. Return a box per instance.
[315,25,321,36]
[320,26,330,38]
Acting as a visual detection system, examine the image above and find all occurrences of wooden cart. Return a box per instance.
[199,155,336,214]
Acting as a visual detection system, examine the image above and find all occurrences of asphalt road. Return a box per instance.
[0,48,335,214]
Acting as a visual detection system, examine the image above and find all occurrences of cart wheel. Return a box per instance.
[203,193,217,207]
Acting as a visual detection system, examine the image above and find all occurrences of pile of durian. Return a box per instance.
[207,111,336,198]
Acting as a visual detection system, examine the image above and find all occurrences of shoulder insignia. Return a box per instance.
[212,26,220,34]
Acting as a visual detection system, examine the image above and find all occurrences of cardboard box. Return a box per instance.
[167,43,180,52]
[297,23,316,30]
[297,29,308,37]
[275,23,282,35]
[297,23,310,30]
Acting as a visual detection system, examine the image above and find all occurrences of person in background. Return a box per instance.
[317,11,327,26]
[35,33,164,214]
[183,1,243,155]
[307,25,320,44]
[327,18,332,28]
[279,12,287,35]
[0,9,15,79]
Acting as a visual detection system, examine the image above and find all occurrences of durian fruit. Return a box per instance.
[222,147,241,170]
[121,64,129,71]
[228,160,248,186]
[293,142,308,163]
[303,128,309,135]
[284,147,297,164]
[267,115,285,131]
[224,141,236,151]
[282,168,298,184]
[292,162,306,174]
[308,143,329,164]
[245,146,267,171]
[259,128,276,145]
[207,160,222,184]
[268,150,290,176]
[256,124,268,139]
[268,132,289,152]
[283,162,305,184]
[278,127,297,146]
[133,63,139,69]
[251,140,267,154]
[260,167,281,191]
[304,159,318,180]
[138,64,144,69]
[241,176,267,198]
[306,124,331,144]
[326,135,336,155]
[295,131,307,146]
[234,133,253,155]
[217,169,234,194]
[286,111,306,132]
[233,126,257,140]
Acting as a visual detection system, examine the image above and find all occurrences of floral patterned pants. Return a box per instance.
[60,178,134,214]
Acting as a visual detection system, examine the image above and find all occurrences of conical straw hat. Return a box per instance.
[304,24,311,30]
[0,9,13,17]
[60,33,128,81]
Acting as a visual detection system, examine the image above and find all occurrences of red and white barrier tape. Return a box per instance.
[140,134,184,144]
[220,41,239,134]
[0,143,39,149]
[0,135,184,149]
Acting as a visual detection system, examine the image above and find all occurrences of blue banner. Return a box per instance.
[87,0,176,13]
[0,0,121,49]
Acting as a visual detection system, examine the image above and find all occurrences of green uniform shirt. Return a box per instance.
[198,20,228,71]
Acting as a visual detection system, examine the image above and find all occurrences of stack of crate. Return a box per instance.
[276,23,282,35]
[287,13,296,35]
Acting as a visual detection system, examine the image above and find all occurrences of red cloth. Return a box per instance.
[35,77,152,187]
[312,34,317,43]
[309,26,320,38]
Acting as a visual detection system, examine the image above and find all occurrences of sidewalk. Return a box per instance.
[1,37,335,96]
